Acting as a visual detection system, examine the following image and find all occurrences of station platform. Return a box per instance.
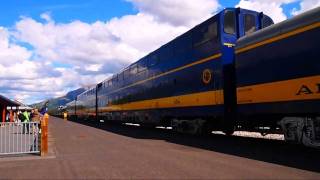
[0,116,319,179]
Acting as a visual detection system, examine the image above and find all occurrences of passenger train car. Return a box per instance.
[66,7,320,148]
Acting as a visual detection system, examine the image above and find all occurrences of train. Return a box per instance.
[66,7,320,148]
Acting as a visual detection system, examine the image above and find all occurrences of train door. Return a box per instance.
[96,83,102,121]
[220,9,238,135]
[214,68,223,105]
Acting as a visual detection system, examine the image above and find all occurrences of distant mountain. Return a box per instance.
[65,88,85,100]
[31,87,86,114]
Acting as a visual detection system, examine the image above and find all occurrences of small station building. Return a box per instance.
[0,94,20,123]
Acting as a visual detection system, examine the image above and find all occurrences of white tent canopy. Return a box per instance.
[6,100,32,111]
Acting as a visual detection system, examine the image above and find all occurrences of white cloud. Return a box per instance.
[292,0,320,15]
[0,27,32,66]
[40,12,52,22]
[14,16,153,68]
[128,0,220,26]
[0,24,108,104]
[0,62,108,104]
[106,13,187,53]
[0,60,39,80]
[236,0,298,23]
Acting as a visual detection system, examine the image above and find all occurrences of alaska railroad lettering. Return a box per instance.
[296,83,320,95]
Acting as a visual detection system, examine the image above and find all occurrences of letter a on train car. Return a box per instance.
[296,85,313,95]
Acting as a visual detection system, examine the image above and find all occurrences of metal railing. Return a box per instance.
[0,122,40,155]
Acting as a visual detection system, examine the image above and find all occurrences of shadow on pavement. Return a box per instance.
[70,118,320,173]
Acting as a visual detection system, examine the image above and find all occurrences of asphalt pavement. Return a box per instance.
[0,116,319,179]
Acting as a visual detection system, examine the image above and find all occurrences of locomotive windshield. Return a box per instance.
[223,10,236,35]
[244,14,256,35]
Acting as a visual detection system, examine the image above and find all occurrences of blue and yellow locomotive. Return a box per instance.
[67,7,320,147]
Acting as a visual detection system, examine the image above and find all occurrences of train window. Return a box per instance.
[112,74,118,83]
[119,72,124,80]
[108,80,112,86]
[175,34,192,56]
[262,15,274,28]
[193,21,217,47]
[97,83,102,90]
[138,59,147,72]
[208,22,218,39]
[130,64,138,75]
[244,14,256,35]
[159,44,173,62]
[224,10,236,34]
[123,68,130,79]
[148,54,158,67]
[111,78,115,84]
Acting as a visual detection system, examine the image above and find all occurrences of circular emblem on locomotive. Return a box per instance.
[202,69,212,84]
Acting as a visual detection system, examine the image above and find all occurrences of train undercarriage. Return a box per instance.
[88,113,320,148]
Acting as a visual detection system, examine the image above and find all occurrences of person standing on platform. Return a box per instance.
[6,112,9,122]
[40,101,49,115]
[22,109,30,134]
[30,109,35,121]
[14,111,17,123]
[17,111,23,125]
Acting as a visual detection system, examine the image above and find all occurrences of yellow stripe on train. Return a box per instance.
[99,90,224,112]
[237,75,320,104]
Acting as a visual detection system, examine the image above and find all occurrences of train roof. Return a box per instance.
[77,86,96,98]
[236,6,320,50]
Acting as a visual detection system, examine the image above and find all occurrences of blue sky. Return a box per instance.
[0,0,318,104]
[0,0,136,26]
[0,0,302,27]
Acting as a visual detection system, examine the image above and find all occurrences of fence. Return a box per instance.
[0,122,40,155]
